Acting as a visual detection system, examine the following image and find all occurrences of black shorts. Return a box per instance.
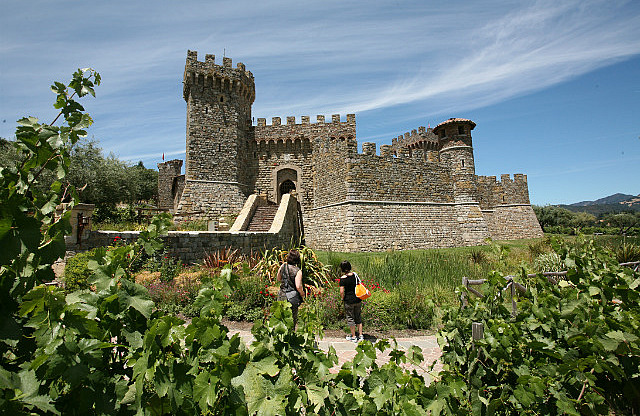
[344,302,362,326]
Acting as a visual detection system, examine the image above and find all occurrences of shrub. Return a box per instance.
[63,249,97,291]
[614,242,640,263]
[527,238,551,260]
[362,291,397,330]
[143,250,183,282]
[222,272,274,321]
[306,281,344,328]
[533,251,564,273]
[469,249,487,265]
[170,219,208,231]
[254,245,331,288]
[360,284,434,330]
[142,271,202,317]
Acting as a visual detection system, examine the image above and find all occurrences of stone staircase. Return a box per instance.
[246,204,278,232]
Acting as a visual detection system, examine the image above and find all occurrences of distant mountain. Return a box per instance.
[570,193,635,206]
[557,193,640,216]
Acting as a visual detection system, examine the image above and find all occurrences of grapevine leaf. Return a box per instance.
[119,278,154,319]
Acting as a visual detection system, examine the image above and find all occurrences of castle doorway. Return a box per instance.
[275,167,299,203]
[279,180,296,198]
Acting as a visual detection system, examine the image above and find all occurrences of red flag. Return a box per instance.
[162,152,165,161]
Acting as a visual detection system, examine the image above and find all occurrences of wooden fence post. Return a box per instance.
[472,322,484,345]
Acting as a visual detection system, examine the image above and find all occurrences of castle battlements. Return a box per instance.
[183,50,255,103]
[391,126,438,151]
[477,173,528,185]
[255,113,356,127]
[253,113,356,144]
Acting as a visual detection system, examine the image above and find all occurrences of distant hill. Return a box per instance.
[570,193,635,206]
[557,193,640,216]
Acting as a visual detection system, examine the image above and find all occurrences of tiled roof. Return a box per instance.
[433,118,476,131]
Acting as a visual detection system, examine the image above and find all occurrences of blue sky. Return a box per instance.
[1,0,639,205]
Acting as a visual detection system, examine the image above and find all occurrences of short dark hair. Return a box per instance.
[340,260,351,273]
[286,249,301,265]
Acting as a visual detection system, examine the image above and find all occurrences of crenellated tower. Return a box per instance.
[176,50,256,222]
[183,50,255,182]
[434,118,477,203]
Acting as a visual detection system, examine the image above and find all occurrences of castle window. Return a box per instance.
[218,144,221,152]
[205,107,208,114]
[461,159,465,167]
[458,126,464,134]
[220,95,224,103]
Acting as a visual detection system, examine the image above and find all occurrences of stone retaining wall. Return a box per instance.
[84,195,301,263]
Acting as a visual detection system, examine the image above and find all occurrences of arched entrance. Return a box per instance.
[274,166,300,203]
[279,180,296,198]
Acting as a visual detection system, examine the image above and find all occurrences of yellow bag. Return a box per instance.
[354,273,371,300]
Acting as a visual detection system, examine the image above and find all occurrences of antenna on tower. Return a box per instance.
[223,48,226,57]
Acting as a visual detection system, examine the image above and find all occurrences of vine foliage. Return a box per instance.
[1,70,639,415]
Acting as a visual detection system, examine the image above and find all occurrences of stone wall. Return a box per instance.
[306,201,489,252]
[85,195,302,263]
[310,136,356,207]
[250,138,314,209]
[157,160,183,210]
[174,181,248,223]
[344,145,455,203]
[483,204,543,240]
[476,174,531,209]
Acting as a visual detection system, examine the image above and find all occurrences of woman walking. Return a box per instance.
[339,260,364,342]
[277,249,305,326]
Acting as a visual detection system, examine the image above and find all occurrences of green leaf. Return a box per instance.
[194,371,220,410]
[0,217,12,240]
[401,399,428,416]
[119,278,155,318]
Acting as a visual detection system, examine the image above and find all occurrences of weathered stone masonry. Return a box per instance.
[158,50,543,252]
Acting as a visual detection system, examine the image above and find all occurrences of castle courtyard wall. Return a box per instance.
[344,149,455,203]
[305,201,489,252]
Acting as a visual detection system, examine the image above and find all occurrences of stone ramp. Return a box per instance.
[227,329,442,384]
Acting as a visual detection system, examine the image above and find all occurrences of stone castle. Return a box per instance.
[158,50,543,252]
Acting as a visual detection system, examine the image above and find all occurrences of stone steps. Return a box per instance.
[246,204,278,231]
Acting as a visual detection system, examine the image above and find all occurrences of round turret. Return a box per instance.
[434,118,477,203]
[433,118,475,148]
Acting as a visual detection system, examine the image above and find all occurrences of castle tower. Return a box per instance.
[434,118,478,203]
[176,50,256,222]
[157,159,183,210]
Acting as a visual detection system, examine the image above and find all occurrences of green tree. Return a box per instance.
[533,205,577,231]
[603,211,640,235]
[569,211,596,231]
[3,134,159,221]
